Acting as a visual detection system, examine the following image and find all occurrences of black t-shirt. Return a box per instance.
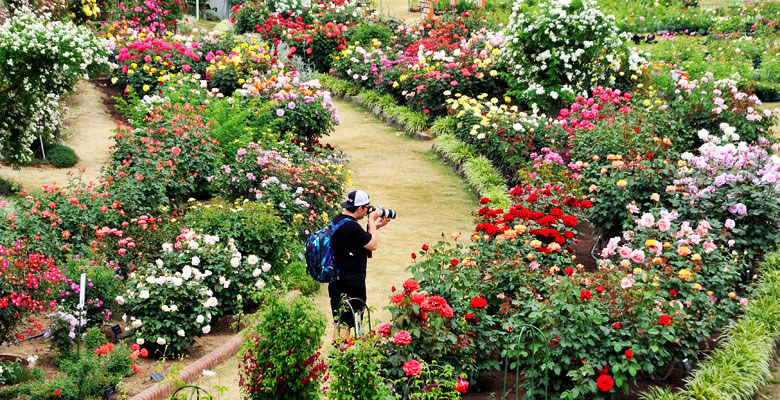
[331,213,372,285]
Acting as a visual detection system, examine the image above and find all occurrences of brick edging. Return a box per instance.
[127,333,246,400]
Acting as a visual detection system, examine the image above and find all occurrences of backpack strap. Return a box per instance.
[330,216,356,231]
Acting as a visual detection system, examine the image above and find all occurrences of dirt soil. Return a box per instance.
[1,314,243,398]
[0,80,118,193]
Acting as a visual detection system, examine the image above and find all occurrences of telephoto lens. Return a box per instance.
[377,207,396,219]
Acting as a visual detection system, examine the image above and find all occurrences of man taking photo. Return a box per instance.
[329,189,390,340]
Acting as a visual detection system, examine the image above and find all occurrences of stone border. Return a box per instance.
[128,333,245,400]
[332,94,433,141]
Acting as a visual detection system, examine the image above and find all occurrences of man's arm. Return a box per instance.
[363,215,379,251]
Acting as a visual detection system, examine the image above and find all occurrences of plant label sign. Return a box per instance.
[475,0,484,8]
[420,0,433,18]
[449,0,457,6]
[103,384,116,399]
[671,69,689,83]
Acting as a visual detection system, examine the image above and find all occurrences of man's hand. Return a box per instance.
[376,216,391,229]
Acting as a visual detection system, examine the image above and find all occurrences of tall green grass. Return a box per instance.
[641,250,780,400]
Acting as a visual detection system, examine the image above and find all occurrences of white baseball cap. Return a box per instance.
[341,190,370,208]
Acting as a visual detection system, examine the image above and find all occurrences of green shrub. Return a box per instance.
[180,199,294,276]
[281,258,320,296]
[327,334,392,399]
[46,144,79,168]
[239,291,326,399]
[348,22,392,47]
[0,177,20,196]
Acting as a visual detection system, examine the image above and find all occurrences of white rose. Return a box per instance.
[122,313,127,322]
[204,297,218,308]
[188,240,199,250]
[252,268,262,277]
[172,277,183,286]
[155,276,166,285]
[162,243,173,252]
[136,338,145,345]
[156,337,166,345]
[202,325,211,334]
[247,255,259,265]
[161,304,170,312]
[115,295,125,305]
[182,266,192,280]
[139,290,150,299]
[132,319,143,328]
[262,262,271,272]
[146,276,155,284]
[177,329,185,337]
[230,258,240,268]
[155,259,164,268]
[196,315,205,324]
[191,256,200,266]
[170,305,179,312]
[255,279,266,288]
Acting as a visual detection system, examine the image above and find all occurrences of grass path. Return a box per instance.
[194,99,477,398]
[0,80,116,192]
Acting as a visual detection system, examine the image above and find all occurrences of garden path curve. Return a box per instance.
[0,80,116,192]
[313,99,477,335]
[194,99,477,399]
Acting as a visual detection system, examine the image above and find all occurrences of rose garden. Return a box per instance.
[0,0,779,398]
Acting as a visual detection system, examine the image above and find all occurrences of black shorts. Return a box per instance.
[328,281,367,329]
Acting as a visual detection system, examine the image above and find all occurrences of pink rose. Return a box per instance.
[621,277,635,289]
[394,330,412,345]
[630,249,645,264]
[378,323,391,337]
[403,359,422,376]
[618,246,632,259]
[601,237,621,257]
[657,219,671,232]
[638,213,655,228]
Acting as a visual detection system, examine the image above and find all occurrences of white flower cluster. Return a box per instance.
[0,9,113,164]
[501,0,645,108]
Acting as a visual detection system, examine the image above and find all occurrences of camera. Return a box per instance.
[367,205,397,219]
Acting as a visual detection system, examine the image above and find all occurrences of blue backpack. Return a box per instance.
[305,217,355,283]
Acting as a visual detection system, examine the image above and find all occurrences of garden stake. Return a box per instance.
[341,297,372,337]
[169,384,211,399]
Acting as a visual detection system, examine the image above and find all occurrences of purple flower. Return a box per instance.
[276,109,285,117]
[724,218,735,229]
[288,101,296,109]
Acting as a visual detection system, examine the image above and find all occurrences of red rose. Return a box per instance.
[669,289,677,297]
[410,293,427,305]
[613,322,621,329]
[658,314,672,326]
[595,363,610,375]
[464,313,475,320]
[132,364,141,374]
[625,349,634,361]
[394,330,412,345]
[378,323,392,337]
[439,302,454,318]
[403,359,422,376]
[580,290,592,301]
[54,389,61,396]
[403,280,420,292]
[451,258,459,266]
[411,252,417,259]
[471,296,487,308]
[596,285,605,293]
[596,374,614,392]
[479,197,491,204]
[455,376,469,393]
[391,293,404,304]
[564,267,574,275]
[422,243,429,251]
